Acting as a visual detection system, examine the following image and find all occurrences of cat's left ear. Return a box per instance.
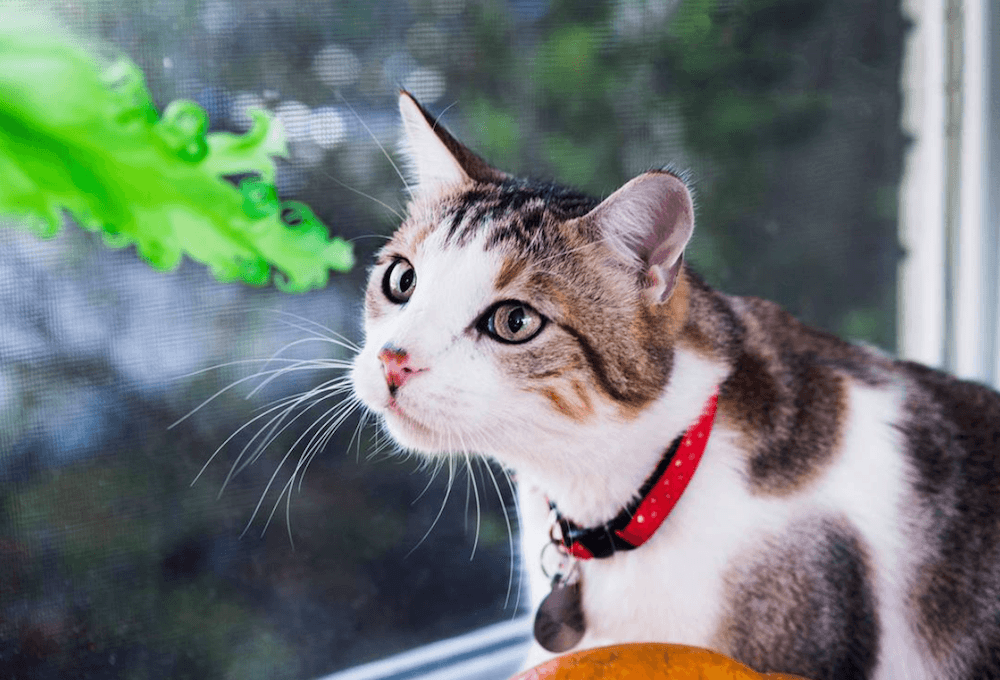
[586,170,694,304]
[397,91,505,194]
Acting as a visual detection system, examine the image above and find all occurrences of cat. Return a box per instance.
[350,91,1000,680]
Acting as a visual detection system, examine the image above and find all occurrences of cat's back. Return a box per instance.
[891,359,1000,679]
[715,289,1000,679]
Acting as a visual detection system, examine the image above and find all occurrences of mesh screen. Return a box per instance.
[0,0,905,677]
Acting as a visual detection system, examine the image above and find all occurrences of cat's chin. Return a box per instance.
[379,406,449,455]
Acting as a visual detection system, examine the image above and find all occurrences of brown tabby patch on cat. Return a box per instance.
[677,271,746,360]
[910,559,972,662]
[717,517,880,679]
[533,382,594,422]
[709,295,891,496]
[513,334,595,423]
[898,363,1000,674]
[496,255,528,292]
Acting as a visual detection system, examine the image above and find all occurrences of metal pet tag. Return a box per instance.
[533,573,585,653]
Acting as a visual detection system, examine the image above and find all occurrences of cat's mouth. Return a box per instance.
[383,395,440,448]
[386,396,407,417]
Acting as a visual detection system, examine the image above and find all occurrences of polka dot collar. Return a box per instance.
[550,388,720,560]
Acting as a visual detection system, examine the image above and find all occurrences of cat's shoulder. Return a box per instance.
[683,268,894,389]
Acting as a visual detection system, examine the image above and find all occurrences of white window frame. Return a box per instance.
[899,0,999,385]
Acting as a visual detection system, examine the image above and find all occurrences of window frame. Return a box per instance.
[899,0,1000,385]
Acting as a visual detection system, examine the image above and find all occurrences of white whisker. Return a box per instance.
[339,93,412,198]
[175,324,354,432]
[232,379,352,479]
[348,233,392,244]
[430,100,459,132]
[349,409,370,464]
[266,309,361,351]
[246,439,299,540]
[245,359,350,400]
[296,397,363,490]
[215,379,349,499]
[245,378,349,419]
[319,170,405,222]
[172,365,311,431]
[497,464,524,614]
[270,320,360,356]
[468,426,524,613]
[407,455,455,559]
[266,330,360,359]
[247,394,358,541]
[189,382,339,487]
[482,457,519,610]
[170,356,328,381]
[457,433,482,561]
[413,450,445,505]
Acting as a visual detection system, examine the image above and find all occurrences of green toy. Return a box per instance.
[0,14,353,292]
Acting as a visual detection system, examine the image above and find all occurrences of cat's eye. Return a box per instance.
[480,301,545,344]
[382,258,416,304]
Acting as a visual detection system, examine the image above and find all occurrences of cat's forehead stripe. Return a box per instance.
[442,180,599,251]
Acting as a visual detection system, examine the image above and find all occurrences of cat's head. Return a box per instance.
[351,92,696,472]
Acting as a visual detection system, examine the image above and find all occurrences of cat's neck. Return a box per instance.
[508,269,736,528]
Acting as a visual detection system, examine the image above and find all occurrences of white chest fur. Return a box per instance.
[518,369,937,679]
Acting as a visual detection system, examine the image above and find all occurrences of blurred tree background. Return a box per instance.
[0,0,905,678]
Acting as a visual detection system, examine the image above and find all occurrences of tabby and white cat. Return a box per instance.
[350,92,1000,679]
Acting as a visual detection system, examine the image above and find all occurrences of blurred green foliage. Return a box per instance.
[462,0,902,349]
[465,96,522,171]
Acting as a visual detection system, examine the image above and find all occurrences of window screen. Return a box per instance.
[0,0,905,678]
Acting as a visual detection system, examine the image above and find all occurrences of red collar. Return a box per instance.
[549,388,719,560]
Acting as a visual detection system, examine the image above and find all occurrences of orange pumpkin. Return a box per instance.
[509,643,810,680]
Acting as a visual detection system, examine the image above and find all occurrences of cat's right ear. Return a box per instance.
[586,170,694,304]
[397,91,504,195]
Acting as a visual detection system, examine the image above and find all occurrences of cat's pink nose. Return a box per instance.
[378,346,423,394]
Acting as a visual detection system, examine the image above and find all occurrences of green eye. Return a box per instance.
[382,259,416,303]
[480,301,545,344]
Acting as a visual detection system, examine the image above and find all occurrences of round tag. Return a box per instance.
[533,578,586,653]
